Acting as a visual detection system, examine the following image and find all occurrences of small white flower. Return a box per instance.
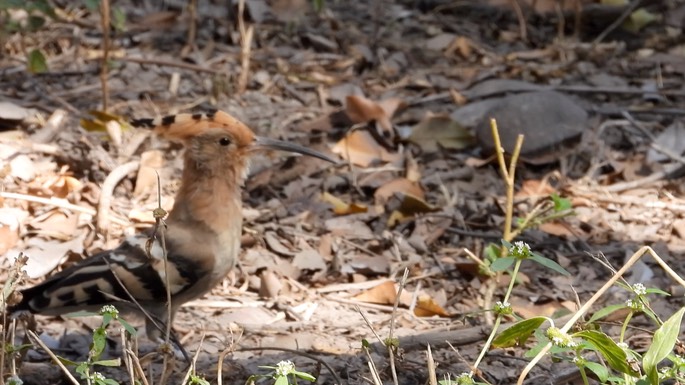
[100,305,119,315]
[513,241,530,254]
[92,372,106,381]
[632,283,646,295]
[617,342,629,350]
[275,360,295,377]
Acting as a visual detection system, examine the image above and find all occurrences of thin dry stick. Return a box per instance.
[517,246,685,384]
[99,0,111,111]
[149,170,175,384]
[593,0,642,45]
[126,349,151,385]
[0,191,130,226]
[485,119,524,326]
[355,305,385,346]
[96,160,140,233]
[217,330,242,385]
[490,119,524,242]
[117,56,222,74]
[180,333,205,385]
[237,0,254,93]
[26,330,80,385]
[120,327,135,385]
[387,268,409,385]
[426,345,437,385]
[509,0,528,40]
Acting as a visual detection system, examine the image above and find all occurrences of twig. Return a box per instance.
[237,0,254,93]
[355,305,385,346]
[217,329,241,385]
[593,0,643,46]
[387,268,409,385]
[125,349,150,385]
[96,161,140,234]
[99,0,111,111]
[509,0,527,41]
[517,246,685,384]
[180,333,205,385]
[426,345,437,385]
[115,56,223,74]
[0,191,129,226]
[30,109,67,144]
[26,330,80,385]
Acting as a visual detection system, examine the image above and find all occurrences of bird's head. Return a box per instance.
[132,110,337,176]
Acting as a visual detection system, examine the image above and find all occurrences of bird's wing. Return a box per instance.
[16,230,204,315]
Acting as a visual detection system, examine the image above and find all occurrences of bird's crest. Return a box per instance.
[131,110,255,145]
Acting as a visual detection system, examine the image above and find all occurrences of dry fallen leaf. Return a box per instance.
[414,295,451,317]
[516,178,555,199]
[387,194,437,227]
[321,191,368,215]
[30,173,82,199]
[29,210,80,239]
[134,150,164,197]
[538,222,575,237]
[374,178,424,206]
[21,232,87,278]
[332,130,391,167]
[353,280,411,305]
[409,114,473,153]
[345,95,405,134]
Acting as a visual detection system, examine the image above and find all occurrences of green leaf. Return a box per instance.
[83,0,100,11]
[584,361,609,383]
[75,362,89,376]
[93,358,121,367]
[102,313,112,327]
[492,317,549,348]
[489,256,515,272]
[293,370,316,382]
[112,7,126,32]
[644,288,670,296]
[91,328,107,358]
[274,376,288,385]
[30,0,55,17]
[588,304,628,323]
[100,379,119,385]
[187,375,210,385]
[27,49,48,74]
[550,193,572,212]
[57,356,79,366]
[483,243,501,262]
[118,318,137,337]
[26,15,45,31]
[0,0,26,10]
[65,310,100,318]
[529,253,570,276]
[643,307,685,382]
[574,330,639,376]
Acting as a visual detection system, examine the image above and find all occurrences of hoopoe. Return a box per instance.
[12,110,336,342]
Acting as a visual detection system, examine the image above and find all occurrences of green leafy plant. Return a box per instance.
[493,282,685,385]
[247,360,316,385]
[58,305,136,385]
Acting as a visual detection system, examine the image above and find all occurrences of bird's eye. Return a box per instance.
[218,137,231,146]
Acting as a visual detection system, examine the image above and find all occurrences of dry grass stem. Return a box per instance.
[26,330,79,385]
[99,0,110,111]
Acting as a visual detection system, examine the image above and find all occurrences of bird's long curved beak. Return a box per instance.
[253,136,338,164]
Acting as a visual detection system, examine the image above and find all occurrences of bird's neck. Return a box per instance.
[168,158,246,235]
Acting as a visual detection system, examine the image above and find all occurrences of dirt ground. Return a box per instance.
[1,0,685,384]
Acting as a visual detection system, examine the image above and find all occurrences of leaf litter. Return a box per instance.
[0,0,684,384]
